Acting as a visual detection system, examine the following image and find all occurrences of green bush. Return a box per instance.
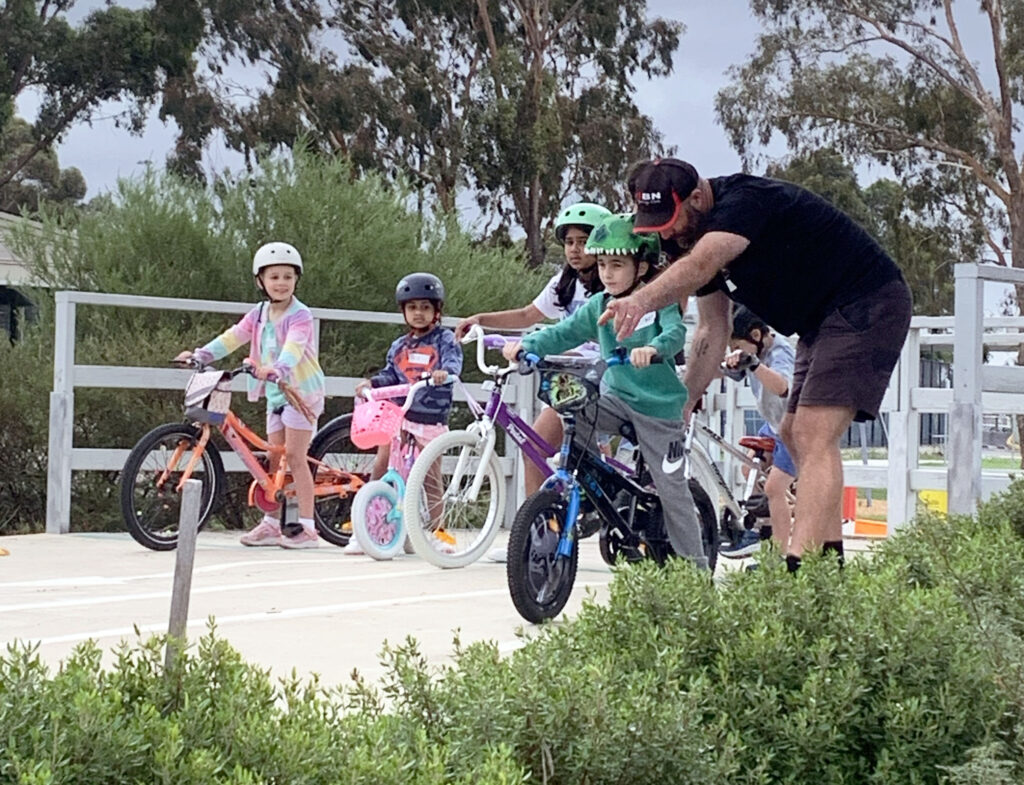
[3,486,1024,783]
[1,152,544,534]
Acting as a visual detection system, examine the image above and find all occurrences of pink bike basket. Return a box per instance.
[351,399,404,449]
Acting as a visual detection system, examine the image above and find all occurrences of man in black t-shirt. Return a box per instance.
[601,158,912,571]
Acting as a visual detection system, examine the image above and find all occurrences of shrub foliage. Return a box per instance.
[3,482,1024,783]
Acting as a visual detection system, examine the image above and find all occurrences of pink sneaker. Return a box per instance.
[279,528,320,550]
[240,520,281,547]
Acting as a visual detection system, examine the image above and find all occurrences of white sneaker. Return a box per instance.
[487,546,507,563]
[432,531,456,555]
[343,538,365,555]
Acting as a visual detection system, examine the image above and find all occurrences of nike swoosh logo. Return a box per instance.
[662,456,684,474]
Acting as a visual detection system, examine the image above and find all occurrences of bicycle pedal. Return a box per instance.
[741,493,770,518]
[577,511,601,538]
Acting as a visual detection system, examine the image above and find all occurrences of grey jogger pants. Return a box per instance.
[577,394,709,570]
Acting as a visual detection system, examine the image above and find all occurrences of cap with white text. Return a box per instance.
[628,158,699,232]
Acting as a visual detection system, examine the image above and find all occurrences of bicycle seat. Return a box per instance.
[739,435,776,453]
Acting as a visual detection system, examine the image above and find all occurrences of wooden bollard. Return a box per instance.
[165,478,201,671]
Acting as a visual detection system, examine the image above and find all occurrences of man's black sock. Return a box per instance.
[786,554,801,573]
[823,540,845,568]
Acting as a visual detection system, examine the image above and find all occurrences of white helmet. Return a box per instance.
[252,242,303,276]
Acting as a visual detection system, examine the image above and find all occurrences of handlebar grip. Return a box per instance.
[607,351,663,367]
[516,351,540,375]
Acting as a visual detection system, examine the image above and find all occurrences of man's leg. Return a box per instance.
[783,404,855,560]
[764,465,794,552]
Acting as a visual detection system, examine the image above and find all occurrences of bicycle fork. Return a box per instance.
[449,424,497,503]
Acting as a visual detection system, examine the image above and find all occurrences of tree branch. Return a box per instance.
[0,94,91,190]
[782,109,1011,204]
[980,0,1021,191]
[843,1,990,117]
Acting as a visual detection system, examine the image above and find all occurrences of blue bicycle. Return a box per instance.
[506,351,718,623]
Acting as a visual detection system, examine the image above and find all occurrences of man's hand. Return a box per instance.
[598,292,650,341]
[454,315,480,341]
[629,346,658,368]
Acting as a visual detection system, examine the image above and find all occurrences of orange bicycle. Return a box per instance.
[119,358,369,551]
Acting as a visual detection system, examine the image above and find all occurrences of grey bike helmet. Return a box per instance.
[395,272,445,307]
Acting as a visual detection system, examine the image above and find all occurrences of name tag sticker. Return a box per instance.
[636,311,656,330]
[408,352,432,365]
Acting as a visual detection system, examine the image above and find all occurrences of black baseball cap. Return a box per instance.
[629,158,700,232]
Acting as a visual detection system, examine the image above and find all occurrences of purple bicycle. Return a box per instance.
[400,325,596,568]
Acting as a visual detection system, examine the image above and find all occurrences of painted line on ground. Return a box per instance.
[0,556,416,589]
[19,581,613,647]
[0,568,444,613]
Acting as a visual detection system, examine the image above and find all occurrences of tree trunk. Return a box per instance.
[1010,195,1024,468]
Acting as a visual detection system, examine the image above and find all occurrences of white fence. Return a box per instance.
[699,263,1024,530]
[44,291,538,534]
[45,265,1024,535]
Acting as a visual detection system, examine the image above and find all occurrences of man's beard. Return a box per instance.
[661,205,707,260]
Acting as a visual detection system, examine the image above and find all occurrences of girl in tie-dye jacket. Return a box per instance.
[177,242,326,549]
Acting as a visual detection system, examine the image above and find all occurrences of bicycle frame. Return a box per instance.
[456,327,639,502]
[163,363,362,510]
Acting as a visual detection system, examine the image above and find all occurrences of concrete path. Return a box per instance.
[0,531,620,687]
[0,530,864,688]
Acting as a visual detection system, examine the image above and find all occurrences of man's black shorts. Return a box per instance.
[787,277,912,422]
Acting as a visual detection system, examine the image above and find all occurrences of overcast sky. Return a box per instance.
[12,0,1012,311]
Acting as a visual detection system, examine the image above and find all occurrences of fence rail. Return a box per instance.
[46,268,1024,535]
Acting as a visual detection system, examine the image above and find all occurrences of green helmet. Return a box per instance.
[584,213,661,267]
[553,202,612,243]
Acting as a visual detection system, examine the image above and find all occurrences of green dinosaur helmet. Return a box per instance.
[584,213,661,267]
[553,202,613,243]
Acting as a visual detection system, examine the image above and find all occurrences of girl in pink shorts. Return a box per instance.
[176,242,326,549]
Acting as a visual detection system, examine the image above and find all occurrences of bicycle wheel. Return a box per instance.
[308,414,375,547]
[119,423,224,551]
[689,478,719,573]
[402,429,505,568]
[507,490,578,623]
[351,480,405,560]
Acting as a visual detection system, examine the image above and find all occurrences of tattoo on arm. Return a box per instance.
[694,337,710,358]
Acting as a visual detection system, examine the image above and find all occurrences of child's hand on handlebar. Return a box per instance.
[630,346,658,368]
[174,350,194,364]
[431,370,449,386]
[253,364,278,382]
[354,379,372,399]
[502,340,522,362]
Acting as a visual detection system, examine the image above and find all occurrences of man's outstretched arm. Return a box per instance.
[640,231,748,312]
[600,231,748,340]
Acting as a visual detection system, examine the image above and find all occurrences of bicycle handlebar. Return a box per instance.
[360,376,458,415]
[516,347,662,373]
[461,324,525,376]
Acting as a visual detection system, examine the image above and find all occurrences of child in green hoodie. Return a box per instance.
[502,214,708,569]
